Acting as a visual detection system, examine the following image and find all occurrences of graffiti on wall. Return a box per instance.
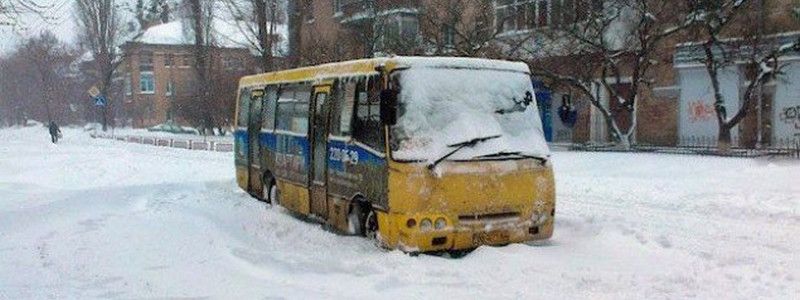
[779,105,800,136]
[688,100,716,123]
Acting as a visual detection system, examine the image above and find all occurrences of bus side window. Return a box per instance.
[237,88,250,128]
[262,86,278,130]
[276,87,294,131]
[292,85,311,134]
[276,84,311,135]
[352,75,384,150]
[332,79,356,137]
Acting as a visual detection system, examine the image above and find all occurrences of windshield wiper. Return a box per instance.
[475,151,549,165]
[427,135,502,170]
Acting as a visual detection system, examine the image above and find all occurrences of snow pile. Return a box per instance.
[0,126,798,298]
[393,63,549,162]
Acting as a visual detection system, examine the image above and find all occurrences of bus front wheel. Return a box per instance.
[347,203,365,236]
[364,210,378,242]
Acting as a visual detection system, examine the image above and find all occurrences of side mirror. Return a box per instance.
[380,89,398,126]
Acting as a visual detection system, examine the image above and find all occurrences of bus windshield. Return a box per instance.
[390,67,550,162]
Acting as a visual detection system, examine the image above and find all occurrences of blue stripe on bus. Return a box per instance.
[327,139,386,172]
[236,129,385,172]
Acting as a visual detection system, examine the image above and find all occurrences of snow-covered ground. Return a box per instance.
[0,126,798,299]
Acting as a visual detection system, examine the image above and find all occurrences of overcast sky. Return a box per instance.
[0,0,78,55]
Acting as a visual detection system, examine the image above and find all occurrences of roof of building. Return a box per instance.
[135,19,288,56]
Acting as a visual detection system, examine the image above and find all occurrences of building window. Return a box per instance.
[182,55,192,67]
[223,56,244,71]
[166,81,174,96]
[537,0,549,27]
[495,0,599,33]
[140,72,155,94]
[139,51,154,72]
[304,0,315,22]
[380,13,419,53]
[164,54,173,68]
[443,24,456,48]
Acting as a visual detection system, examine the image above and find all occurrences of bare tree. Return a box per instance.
[183,0,219,134]
[0,0,50,27]
[0,32,84,126]
[75,0,124,131]
[221,0,286,71]
[19,31,68,122]
[134,0,173,29]
[686,0,800,151]
[0,52,35,125]
[529,0,693,148]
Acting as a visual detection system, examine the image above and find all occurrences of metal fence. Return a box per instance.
[91,133,234,153]
[566,137,800,159]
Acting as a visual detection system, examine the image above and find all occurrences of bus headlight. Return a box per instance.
[434,218,447,230]
[420,218,433,231]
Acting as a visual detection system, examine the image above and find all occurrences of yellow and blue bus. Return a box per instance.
[234,57,555,252]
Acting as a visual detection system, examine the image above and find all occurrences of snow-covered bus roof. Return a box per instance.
[239,56,531,87]
[391,56,531,73]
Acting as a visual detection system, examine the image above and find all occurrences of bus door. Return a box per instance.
[247,89,265,195]
[309,85,331,218]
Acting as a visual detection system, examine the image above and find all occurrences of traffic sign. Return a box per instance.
[94,96,107,107]
[88,86,100,98]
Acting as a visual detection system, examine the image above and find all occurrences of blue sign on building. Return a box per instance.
[532,80,553,142]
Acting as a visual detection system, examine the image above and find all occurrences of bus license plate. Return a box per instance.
[473,231,510,245]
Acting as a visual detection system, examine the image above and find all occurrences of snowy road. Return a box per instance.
[0,127,798,299]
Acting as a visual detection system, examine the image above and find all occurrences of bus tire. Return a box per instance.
[266,180,279,207]
[347,201,366,236]
[364,209,379,242]
[261,172,274,202]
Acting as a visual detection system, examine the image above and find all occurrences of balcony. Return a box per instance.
[335,0,419,24]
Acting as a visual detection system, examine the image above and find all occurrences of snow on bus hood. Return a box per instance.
[391,66,550,163]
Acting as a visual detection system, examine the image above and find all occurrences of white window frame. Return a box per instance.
[139,71,156,94]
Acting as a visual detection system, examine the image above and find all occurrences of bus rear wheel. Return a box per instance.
[264,181,279,206]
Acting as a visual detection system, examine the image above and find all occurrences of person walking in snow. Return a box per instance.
[48,121,61,144]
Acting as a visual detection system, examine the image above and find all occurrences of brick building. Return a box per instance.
[118,20,283,128]
[293,0,799,147]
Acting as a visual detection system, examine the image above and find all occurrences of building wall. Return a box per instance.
[296,0,798,147]
[676,66,742,145]
[773,61,800,145]
[637,88,679,146]
[121,44,258,128]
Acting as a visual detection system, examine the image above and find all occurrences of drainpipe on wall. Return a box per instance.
[755,0,766,149]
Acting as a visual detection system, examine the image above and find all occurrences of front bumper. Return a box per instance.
[380,211,555,252]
